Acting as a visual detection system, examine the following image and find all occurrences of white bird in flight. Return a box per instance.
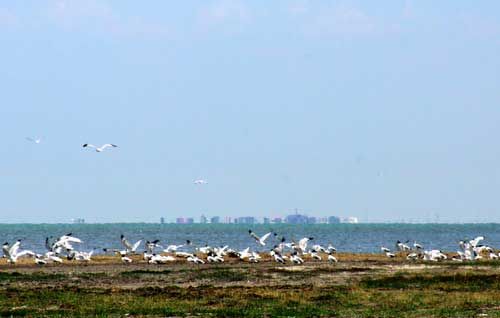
[249,230,275,246]
[120,235,142,255]
[26,137,42,144]
[83,143,118,152]
[194,179,208,185]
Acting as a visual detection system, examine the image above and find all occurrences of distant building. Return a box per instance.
[328,216,341,224]
[210,216,220,224]
[223,216,232,224]
[176,217,194,224]
[235,216,255,224]
[72,218,85,224]
[307,217,317,224]
[317,217,328,224]
[200,214,208,224]
[271,217,283,224]
[160,217,165,224]
[263,217,270,224]
[285,214,309,224]
[343,217,359,224]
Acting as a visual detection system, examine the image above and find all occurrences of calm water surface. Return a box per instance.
[0,223,499,254]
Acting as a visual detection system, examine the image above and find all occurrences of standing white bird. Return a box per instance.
[237,247,252,260]
[270,250,286,264]
[406,252,419,261]
[119,251,133,264]
[290,252,304,264]
[74,250,94,262]
[249,252,261,263]
[396,240,411,251]
[328,252,338,263]
[187,255,205,264]
[309,250,322,260]
[163,240,191,253]
[413,241,423,250]
[34,255,47,265]
[43,252,63,264]
[82,143,118,152]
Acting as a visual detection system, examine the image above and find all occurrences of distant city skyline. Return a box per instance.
[1,1,500,223]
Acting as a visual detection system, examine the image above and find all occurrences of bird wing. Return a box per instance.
[9,241,21,256]
[121,237,133,250]
[83,144,96,148]
[132,240,142,252]
[2,245,10,258]
[471,236,484,247]
[62,236,82,244]
[101,144,117,149]
[260,232,272,244]
[16,250,35,258]
[249,232,260,242]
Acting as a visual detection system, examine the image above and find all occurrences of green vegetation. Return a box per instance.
[361,271,500,291]
[192,267,251,282]
[2,260,500,317]
[120,269,172,277]
[0,271,65,282]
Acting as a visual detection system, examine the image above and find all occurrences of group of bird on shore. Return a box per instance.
[2,233,91,265]
[380,236,497,262]
[3,231,496,266]
[2,230,338,265]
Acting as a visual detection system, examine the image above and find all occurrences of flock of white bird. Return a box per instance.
[3,233,92,265]
[380,236,498,262]
[2,230,339,265]
[3,230,497,266]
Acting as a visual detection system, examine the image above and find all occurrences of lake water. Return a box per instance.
[1,223,499,254]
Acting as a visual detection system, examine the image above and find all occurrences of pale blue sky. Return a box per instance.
[1,1,499,222]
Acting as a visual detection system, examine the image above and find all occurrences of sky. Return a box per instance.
[1,0,499,223]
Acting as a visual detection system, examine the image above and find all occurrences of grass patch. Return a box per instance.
[193,268,250,282]
[120,269,172,277]
[76,272,108,279]
[1,284,500,317]
[0,271,65,282]
[361,272,500,291]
